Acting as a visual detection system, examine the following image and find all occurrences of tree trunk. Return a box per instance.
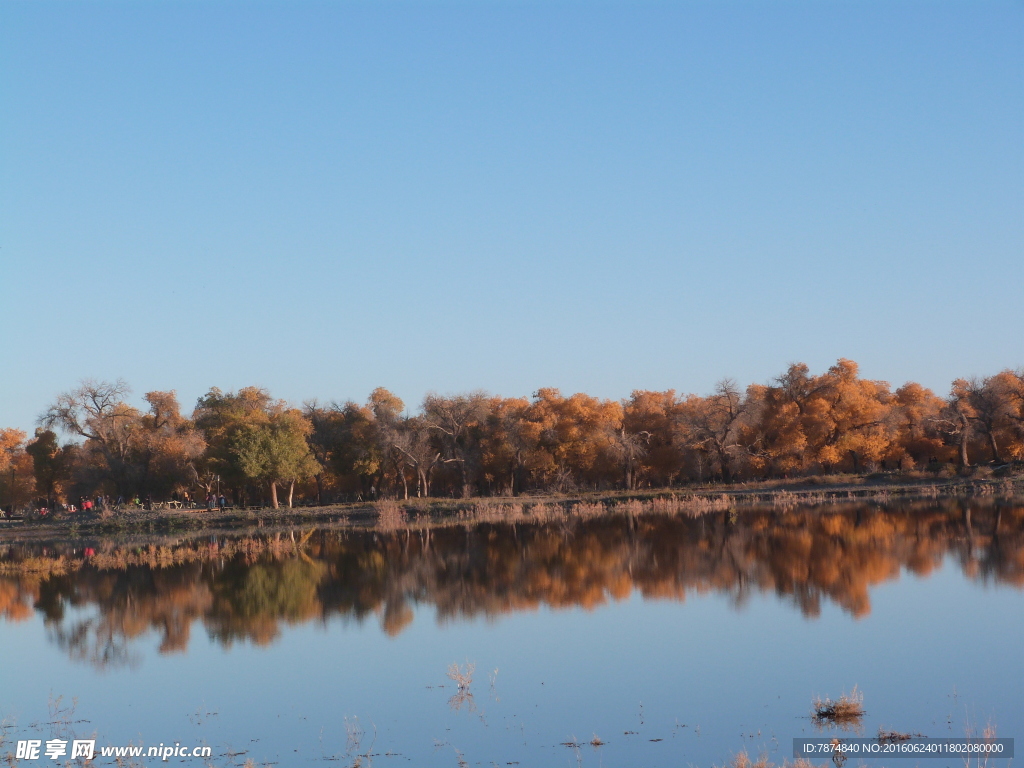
[270,481,279,509]
[288,480,295,508]
[956,413,971,467]
[717,446,732,484]
[988,431,1001,463]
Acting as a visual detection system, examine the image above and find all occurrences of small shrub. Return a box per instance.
[446,661,475,690]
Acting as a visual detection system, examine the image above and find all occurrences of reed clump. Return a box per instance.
[375,499,408,531]
[528,502,557,521]
[812,686,864,727]
[463,501,525,523]
[571,501,607,519]
[610,499,643,516]
[715,751,822,768]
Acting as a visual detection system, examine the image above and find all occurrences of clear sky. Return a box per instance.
[2,0,1022,434]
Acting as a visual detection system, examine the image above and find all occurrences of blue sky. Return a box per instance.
[2,0,1022,433]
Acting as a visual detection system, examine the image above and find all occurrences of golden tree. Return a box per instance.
[623,390,684,487]
[887,382,949,469]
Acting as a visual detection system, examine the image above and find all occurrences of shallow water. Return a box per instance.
[2,502,1022,767]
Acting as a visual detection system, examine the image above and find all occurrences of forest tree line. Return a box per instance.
[1,359,1023,510]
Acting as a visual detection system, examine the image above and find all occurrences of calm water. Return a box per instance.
[2,502,1022,767]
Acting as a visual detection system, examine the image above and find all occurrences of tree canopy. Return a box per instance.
[4,360,1021,512]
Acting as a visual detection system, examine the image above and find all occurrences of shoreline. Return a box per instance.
[2,472,1021,546]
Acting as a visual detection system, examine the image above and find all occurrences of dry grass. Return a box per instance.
[717,752,773,768]
[715,751,823,768]
[528,502,557,521]
[375,499,408,531]
[462,501,526,523]
[812,686,864,728]
[571,501,607,519]
[611,499,643,516]
[963,719,999,768]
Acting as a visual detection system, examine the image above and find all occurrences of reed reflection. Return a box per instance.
[1,500,1021,669]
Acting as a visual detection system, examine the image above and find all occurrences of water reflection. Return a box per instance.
[1,501,1021,668]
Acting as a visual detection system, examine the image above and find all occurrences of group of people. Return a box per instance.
[62,496,109,514]
[205,493,228,511]
[168,491,229,511]
[32,492,233,516]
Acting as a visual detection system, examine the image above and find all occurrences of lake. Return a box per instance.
[1,500,1022,767]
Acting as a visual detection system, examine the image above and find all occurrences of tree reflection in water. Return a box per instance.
[1,500,1021,669]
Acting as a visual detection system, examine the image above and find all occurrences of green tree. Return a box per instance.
[193,386,280,500]
[233,410,320,508]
